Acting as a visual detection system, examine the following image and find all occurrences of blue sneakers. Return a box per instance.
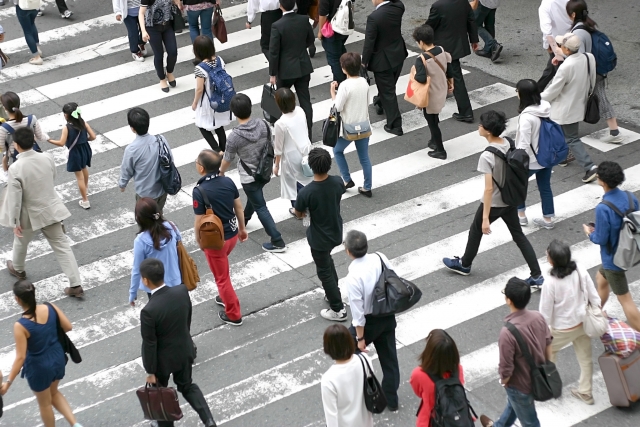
[262,242,286,253]
[443,257,471,276]
[526,275,544,287]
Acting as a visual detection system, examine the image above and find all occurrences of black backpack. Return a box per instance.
[240,120,274,185]
[427,369,477,427]
[484,137,529,206]
[156,135,182,196]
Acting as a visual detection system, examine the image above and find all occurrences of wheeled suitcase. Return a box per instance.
[598,349,640,407]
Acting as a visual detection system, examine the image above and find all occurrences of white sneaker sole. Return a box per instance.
[320,309,347,322]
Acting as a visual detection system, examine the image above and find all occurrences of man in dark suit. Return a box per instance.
[362,0,408,136]
[140,258,216,427]
[426,0,479,123]
[269,0,315,138]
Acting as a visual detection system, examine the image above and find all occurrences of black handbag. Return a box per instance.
[370,253,422,316]
[44,302,81,364]
[171,4,185,33]
[359,64,371,85]
[261,84,282,124]
[322,105,341,148]
[505,322,562,402]
[357,354,387,414]
[583,53,600,124]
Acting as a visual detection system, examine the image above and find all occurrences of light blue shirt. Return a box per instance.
[119,133,168,199]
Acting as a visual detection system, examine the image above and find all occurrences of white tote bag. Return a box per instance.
[579,272,608,338]
[18,0,41,10]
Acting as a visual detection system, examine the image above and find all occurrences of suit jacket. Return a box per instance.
[362,0,408,73]
[269,11,315,80]
[425,0,479,60]
[0,149,70,230]
[140,285,196,376]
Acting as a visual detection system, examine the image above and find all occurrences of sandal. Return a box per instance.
[289,207,302,219]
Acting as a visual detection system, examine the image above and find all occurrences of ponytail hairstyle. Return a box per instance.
[1,92,24,123]
[135,197,171,250]
[62,102,87,131]
[566,0,597,33]
[547,239,578,279]
[13,280,37,321]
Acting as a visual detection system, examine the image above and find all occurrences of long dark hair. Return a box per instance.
[14,280,37,321]
[567,0,597,33]
[1,92,24,123]
[135,198,171,250]
[419,329,460,376]
[516,79,541,113]
[547,239,578,279]
[62,102,87,131]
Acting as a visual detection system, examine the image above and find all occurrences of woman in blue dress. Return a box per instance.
[48,102,96,210]
[0,280,83,427]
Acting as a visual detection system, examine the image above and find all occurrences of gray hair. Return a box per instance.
[344,230,368,258]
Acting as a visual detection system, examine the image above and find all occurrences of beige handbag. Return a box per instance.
[404,55,431,109]
[18,0,41,10]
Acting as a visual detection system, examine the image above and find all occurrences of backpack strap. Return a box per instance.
[600,200,626,219]
[239,120,272,177]
[194,185,216,215]
[1,122,13,134]
[505,322,538,371]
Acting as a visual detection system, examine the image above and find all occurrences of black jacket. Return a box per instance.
[140,285,196,376]
[361,0,408,73]
[425,0,479,61]
[269,12,315,80]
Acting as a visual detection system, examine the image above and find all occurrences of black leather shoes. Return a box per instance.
[474,50,491,59]
[358,187,372,198]
[6,260,26,279]
[204,419,217,427]
[345,180,355,189]
[428,150,447,160]
[491,43,503,62]
[384,125,403,136]
[427,140,436,150]
[452,113,474,123]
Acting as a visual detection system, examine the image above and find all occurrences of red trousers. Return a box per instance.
[203,235,241,320]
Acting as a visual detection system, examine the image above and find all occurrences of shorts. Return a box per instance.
[599,266,629,295]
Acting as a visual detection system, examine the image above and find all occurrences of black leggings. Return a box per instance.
[423,111,444,151]
[146,22,178,80]
[199,127,226,152]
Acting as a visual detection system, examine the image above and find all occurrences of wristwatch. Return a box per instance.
[356,336,365,342]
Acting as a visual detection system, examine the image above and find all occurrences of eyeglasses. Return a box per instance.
[501,288,506,294]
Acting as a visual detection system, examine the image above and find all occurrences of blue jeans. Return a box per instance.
[16,6,39,54]
[187,7,214,42]
[474,4,497,53]
[242,181,285,247]
[123,14,144,53]
[333,136,372,191]
[517,168,554,217]
[494,387,540,427]
[321,33,348,83]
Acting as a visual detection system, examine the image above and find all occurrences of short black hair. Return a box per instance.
[128,107,150,135]
[275,88,296,114]
[308,147,331,175]
[140,258,165,286]
[197,149,223,174]
[193,35,216,62]
[13,127,35,150]
[323,324,355,361]
[412,25,434,45]
[479,110,507,137]
[597,161,625,189]
[339,52,361,77]
[280,0,296,11]
[516,79,541,113]
[504,277,531,310]
[344,230,368,258]
[230,93,252,120]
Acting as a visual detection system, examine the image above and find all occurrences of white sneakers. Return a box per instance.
[320,308,347,322]
[132,52,144,62]
[29,57,43,65]
[61,10,73,19]
[601,133,625,144]
[79,200,90,210]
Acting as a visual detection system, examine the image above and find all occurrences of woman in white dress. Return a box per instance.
[273,88,313,216]
[191,35,233,152]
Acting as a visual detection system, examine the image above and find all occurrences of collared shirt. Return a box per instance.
[119,133,167,199]
[150,284,167,295]
[538,0,573,49]
[283,9,295,15]
[376,1,390,10]
[345,253,392,327]
[246,0,280,23]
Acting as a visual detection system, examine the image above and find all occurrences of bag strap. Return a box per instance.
[168,221,182,244]
[423,50,447,76]
[505,322,538,371]
[43,302,63,335]
[195,185,214,212]
[625,191,636,215]
[584,53,594,95]
[357,353,374,378]
[67,127,81,153]
[600,200,626,219]
[239,120,272,176]
[1,122,13,134]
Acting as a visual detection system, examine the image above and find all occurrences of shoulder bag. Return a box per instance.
[212,5,228,43]
[371,253,422,316]
[357,354,387,414]
[322,105,341,147]
[171,3,185,33]
[583,53,600,124]
[64,129,82,161]
[169,222,200,291]
[44,302,82,364]
[578,270,608,338]
[136,383,183,422]
[505,322,562,401]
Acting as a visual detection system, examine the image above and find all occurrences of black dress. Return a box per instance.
[66,124,92,172]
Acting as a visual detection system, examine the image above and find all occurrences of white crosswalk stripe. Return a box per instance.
[0,3,639,427]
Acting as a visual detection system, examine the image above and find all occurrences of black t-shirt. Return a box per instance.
[319,0,342,21]
[192,174,240,240]
[295,175,346,251]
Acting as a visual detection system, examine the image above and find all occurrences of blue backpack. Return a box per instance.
[199,60,236,121]
[575,24,617,75]
[532,117,567,168]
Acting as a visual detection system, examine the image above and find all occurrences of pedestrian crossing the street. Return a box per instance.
[1,2,640,426]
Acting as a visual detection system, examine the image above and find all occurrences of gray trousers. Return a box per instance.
[562,123,595,172]
[135,192,167,214]
[13,222,82,287]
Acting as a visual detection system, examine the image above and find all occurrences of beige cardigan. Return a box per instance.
[416,50,452,115]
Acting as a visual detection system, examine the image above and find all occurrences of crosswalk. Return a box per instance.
[1,2,640,426]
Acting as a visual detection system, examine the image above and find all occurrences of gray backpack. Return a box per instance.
[600,191,640,270]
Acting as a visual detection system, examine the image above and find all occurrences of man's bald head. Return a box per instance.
[197,149,223,174]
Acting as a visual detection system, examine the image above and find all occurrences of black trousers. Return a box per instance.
[450,59,473,117]
[199,127,226,152]
[157,363,214,426]
[310,248,344,312]
[373,63,403,129]
[423,111,444,151]
[55,0,69,13]
[146,23,178,80]
[537,51,558,92]
[461,204,542,278]
[349,315,400,408]
[260,9,283,61]
[278,74,313,139]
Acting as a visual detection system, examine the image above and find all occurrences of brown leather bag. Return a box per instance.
[195,187,225,251]
[169,222,200,291]
[136,383,183,422]
[212,5,228,43]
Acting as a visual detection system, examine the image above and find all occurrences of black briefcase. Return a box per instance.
[261,84,282,124]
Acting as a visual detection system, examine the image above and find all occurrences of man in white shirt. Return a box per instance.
[343,230,400,412]
[537,0,572,91]
[246,0,282,61]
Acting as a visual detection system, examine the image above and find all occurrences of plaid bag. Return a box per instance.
[600,317,640,358]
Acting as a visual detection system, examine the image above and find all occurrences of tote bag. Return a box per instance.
[404,55,430,109]
[583,53,600,124]
[19,0,41,10]
[579,272,608,338]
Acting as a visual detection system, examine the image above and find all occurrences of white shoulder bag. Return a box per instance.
[579,271,608,338]
[18,0,42,11]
